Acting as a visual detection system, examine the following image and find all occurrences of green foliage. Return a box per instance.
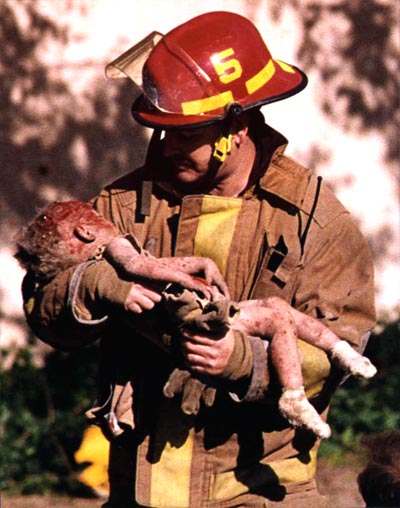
[320,312,400,459]
[0,344,99,495]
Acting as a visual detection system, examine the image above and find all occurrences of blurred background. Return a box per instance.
[0,0,399,505]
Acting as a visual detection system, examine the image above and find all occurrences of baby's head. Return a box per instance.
[15,201,118,280]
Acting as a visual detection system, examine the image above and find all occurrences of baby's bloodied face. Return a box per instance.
[37,201,118,262]
[15,201,118,278]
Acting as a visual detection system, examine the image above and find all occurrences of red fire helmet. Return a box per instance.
[106,11,308,129]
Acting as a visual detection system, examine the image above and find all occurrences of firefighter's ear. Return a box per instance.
[231,115,249,148]
[232,126,248,148]
[74,225,96,243]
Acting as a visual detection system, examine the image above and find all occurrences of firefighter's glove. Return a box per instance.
[163,368,216,415]
[162,284,239,333]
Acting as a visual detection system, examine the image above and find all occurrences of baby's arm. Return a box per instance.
[156,256,229,298]
[104,236,229,298]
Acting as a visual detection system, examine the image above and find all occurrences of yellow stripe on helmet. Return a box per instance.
[180,58,296,116]
[245,59,275,95]
[276,59,296,74]
[181,90,234,115]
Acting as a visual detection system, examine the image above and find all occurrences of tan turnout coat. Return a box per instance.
[24,124,376,508]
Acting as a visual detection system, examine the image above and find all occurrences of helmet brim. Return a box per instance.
[131,62,308,129]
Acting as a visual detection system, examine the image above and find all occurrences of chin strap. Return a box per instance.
[212,102,243,163]
[213,134,232,162]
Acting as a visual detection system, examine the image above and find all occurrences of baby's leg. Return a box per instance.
[329,341,377,378]
[239,298,376,379]
[269,311,331,438]
[234,300,331,438]
[278,388,331,439]
[286,303,377,378]
[235,300,304,388]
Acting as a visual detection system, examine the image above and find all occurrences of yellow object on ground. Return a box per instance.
[75,425,109,497]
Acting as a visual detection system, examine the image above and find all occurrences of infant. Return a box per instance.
[15,200,377,438]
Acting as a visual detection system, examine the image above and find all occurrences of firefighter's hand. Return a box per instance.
[180,328,235,376]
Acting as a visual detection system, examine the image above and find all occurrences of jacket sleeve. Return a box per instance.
[22,260,133,351]
[293,211,376,399]
[295,212,376,347]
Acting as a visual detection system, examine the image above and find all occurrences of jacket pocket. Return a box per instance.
[250,236,303,301]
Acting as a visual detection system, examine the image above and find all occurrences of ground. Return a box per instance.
[317,460,365,507]
[2,460,365,508]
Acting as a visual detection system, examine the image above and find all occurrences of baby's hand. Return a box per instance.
[181,276,214,300]
[202,259,230,299]
[125,282,162,313]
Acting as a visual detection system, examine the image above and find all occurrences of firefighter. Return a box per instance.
[23,11,376,507]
